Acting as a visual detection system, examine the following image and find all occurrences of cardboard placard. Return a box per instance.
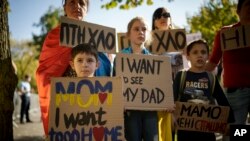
[48,77,124,141]
[60,16,117,53]
[174,102,230,133]
[116,53,174,110]
[150,29,186,54]
[186,32,202,44]
[117,33,130,52]
[162,52,184,79]
[220,25,250,51]
[117,29,186,54]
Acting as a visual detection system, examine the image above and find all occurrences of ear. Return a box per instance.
[186,55,190,61]
[69,61,75,70]
[95,61,100,70]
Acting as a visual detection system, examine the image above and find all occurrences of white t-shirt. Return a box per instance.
[20,81,31,97]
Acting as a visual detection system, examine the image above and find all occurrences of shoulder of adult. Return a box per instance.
[42,25,63,49]
[46,25,61,39]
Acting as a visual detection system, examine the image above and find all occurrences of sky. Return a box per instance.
[8,0,205,41]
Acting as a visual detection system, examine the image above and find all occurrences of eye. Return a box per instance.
[133,27,140,32]
[87,58,95,63]
[76,58,83,63]
[79,0,86,6]
[142,27,147,32]
[192,50,198,55]
[201,50,207,55]
[70,0,75,5]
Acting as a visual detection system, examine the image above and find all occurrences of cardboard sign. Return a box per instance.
[117,29,186,54]
[162,52,184,80]
[150,29,186,54]
[220,25,250,51]
[117,33,130,52]
[174,102,230,133]
[116,53,174,110]
[60,16,117,53]
[186,32,202,44]
[48,77,124,141]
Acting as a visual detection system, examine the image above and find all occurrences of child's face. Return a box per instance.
[70,53,98,77]
[128,20,147,46]
[187,43,208,69]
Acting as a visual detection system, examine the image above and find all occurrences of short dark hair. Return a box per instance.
[71,43,98,62]
[186,39,209,55]
[24,75,30,80]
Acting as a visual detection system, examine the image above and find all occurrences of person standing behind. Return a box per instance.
[69,43,99,77]
[174,39,234,141]
[19,75,32,124]
[36,0,111,136]
[114,17,158,141]
[152,7,175,141]
[205,0,250,125]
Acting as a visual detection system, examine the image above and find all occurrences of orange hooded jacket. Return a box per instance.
[36,26,71,135]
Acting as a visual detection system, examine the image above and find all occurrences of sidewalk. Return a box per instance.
[13,94,45,141]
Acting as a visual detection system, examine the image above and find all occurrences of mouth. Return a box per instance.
[73,11,82,16]
[138,36,145,40]
[80,70,90,74]
[197,59,205,64]
[161,21,167,24]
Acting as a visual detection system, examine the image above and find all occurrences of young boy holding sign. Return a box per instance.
[173,39,234,141]
[70,43,99,77]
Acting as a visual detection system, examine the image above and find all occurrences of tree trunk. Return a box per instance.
[0,0,18,140]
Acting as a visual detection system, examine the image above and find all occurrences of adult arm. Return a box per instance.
[36,26,71,135]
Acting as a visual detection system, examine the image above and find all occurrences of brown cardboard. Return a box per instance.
[117,33,130,52]
[60,16,117,53]
[117,29,186,54]
[174,102,230,133]
[116,53,174,110]
[48,77,124,141]
[220,25,250,51]
[150,29,186,54]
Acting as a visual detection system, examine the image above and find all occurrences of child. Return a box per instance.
[173,39,234,141]
[70,43,99,77]
[115,17,158,141]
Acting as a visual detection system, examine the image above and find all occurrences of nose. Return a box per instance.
[82,61,88,67]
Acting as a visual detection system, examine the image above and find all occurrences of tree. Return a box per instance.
[187,0,238,49]
[0,0,18,140]
[32,6,63,56]
[11,40,39,92]
[101,0,173,10]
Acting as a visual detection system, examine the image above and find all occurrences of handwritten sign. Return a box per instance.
[186,32,202,44]
[150,29,186,54]
[48,77,124,141]
[116,53,174,110]
[117,29,186,54]
[117,33,130,52]
[163,52,184,79]
[60,16,116,53]
[174,102,230,133]
[220,25,250,51]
